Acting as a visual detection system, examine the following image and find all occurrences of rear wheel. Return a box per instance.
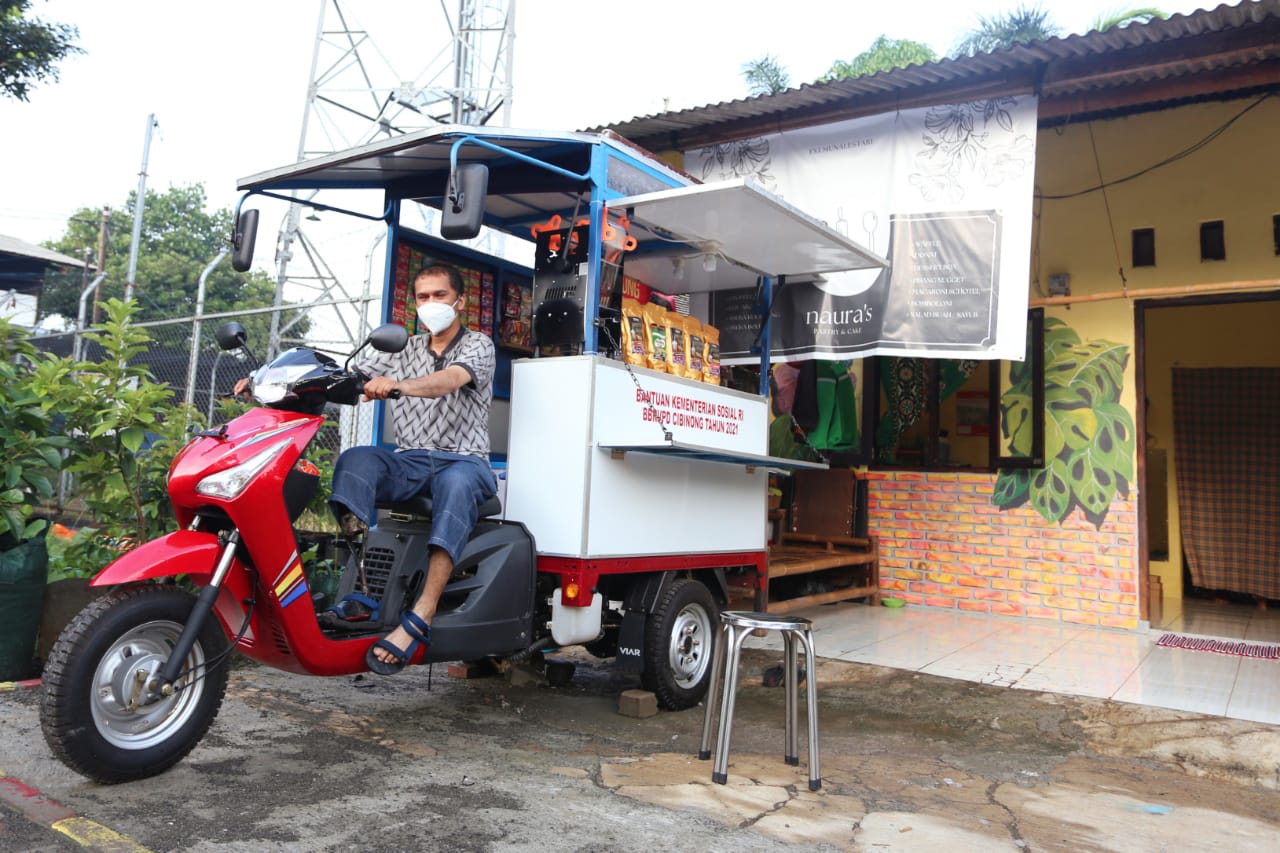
[641,578,718,710]
[40,584,230,784]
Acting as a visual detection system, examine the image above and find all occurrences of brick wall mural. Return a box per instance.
[868,472,1139,628]
[866,318,1141,627]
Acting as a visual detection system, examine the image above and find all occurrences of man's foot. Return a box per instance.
[366,611,430,675]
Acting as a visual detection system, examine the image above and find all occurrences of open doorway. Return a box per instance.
[1138,294,1280,637]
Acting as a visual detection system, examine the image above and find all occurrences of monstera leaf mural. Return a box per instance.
[993,318,1134,527]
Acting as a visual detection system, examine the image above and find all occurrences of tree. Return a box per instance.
[824,36,938,81]
[742,55,790,96]
[952,3,1062,57]
[37,184,301,343]
[0,0,81,101]
[1090,7,1167,32]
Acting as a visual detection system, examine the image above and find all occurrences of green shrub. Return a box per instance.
[29,300,208,577]
[0,319,69,547]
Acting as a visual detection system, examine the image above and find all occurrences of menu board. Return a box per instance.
[391,241,494,336]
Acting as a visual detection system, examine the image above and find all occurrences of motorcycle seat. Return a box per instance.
[379,494,504,519]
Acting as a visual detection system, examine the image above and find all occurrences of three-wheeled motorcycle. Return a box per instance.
[40,126,883,782]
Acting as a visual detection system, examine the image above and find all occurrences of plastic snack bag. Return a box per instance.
[683,316,706,381]
[702,323,721,385]
[621,297,648,367]
[642,302,669,373]
[665,312,688,376]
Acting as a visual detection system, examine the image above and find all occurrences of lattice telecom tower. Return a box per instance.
[269,0,516,357]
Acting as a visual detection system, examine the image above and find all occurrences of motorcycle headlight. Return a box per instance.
[195,439,292,500]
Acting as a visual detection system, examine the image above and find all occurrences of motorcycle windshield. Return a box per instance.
[252,348,338,405]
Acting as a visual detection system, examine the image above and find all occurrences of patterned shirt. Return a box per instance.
[359,328,494,457]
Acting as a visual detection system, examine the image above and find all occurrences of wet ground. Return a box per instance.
[2,649,1279,851]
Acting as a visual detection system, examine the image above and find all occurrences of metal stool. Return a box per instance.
[698,611,820,791]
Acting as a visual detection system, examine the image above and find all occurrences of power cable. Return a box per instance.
[1086,119,1127,291]
[1035,92,1273,201]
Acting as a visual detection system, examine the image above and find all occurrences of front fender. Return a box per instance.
[91,530,223,587]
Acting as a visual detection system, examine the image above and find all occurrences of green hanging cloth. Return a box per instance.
[807,360,860,452]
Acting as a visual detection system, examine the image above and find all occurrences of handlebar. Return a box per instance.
[353,373,401,401]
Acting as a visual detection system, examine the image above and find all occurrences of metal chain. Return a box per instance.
[784,410,830,464]
[598,321,673,443]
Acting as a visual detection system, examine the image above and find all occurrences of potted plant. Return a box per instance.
[0,319,69,680]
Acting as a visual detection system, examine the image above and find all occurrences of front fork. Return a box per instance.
[153,529,241,694]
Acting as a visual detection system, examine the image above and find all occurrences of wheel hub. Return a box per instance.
[108,651,166,711]
[669,606,711,688]
[89,618,208,749]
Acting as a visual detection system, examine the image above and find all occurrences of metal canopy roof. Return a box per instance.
[237,125,692,236]
[615,179,884,291]
[237,127,883,288]
[240,126,594,193]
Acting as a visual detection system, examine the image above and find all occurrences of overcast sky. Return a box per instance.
[1,0,1212,249]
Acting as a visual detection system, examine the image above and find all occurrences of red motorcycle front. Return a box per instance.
[37,320,536,784]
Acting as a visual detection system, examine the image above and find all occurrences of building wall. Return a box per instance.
[868,472,1139,628]
[1036,95,1279,296]
[870,94,1280,625]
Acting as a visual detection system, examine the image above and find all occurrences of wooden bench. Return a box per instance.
[765,532,880,613]
[758,469,881,614]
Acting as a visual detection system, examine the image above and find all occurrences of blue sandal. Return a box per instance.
[365,611,430,675]
[319,593,380,630]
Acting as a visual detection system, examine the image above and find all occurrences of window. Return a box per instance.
[1200,220,1226,261]
[988,310,1045,470]
[757,359,876,467]
[1132,227,1156,267]
[864,310,1044,471]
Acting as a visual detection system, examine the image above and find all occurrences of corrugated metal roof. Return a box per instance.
[0,233,86,268]
[596,1,1280,148]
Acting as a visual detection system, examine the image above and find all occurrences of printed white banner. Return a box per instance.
[687,97,1037,362]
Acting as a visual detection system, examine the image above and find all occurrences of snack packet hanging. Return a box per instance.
[621,297,648,367]
[642,302,669,373]
[702,323,721,385]
[684,316,706,381]
[665,311,688,376]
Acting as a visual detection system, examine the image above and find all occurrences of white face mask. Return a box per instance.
[417,299,459,335]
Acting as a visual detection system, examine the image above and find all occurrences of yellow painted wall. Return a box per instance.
[1034,94,1280,416]
[1143,300,1280,597]
[1035,96,1280,292]
[1034,94,1280,607]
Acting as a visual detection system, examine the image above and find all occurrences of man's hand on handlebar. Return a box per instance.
[232,377,251,399]
[362,376,401,401]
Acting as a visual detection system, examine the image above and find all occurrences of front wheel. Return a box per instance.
[40,584,230,784]
[641,578,719,711]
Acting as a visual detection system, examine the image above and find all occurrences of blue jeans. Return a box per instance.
[329,447,497,565]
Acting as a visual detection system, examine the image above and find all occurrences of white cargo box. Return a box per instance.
[505,356,786,558]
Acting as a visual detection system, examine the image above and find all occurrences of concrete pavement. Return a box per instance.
[2,648,1278,851]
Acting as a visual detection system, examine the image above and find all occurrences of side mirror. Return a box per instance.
[440,163,489,241]
[231,209,259,272]
[368,323,409,354]
[215,322,248,351]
